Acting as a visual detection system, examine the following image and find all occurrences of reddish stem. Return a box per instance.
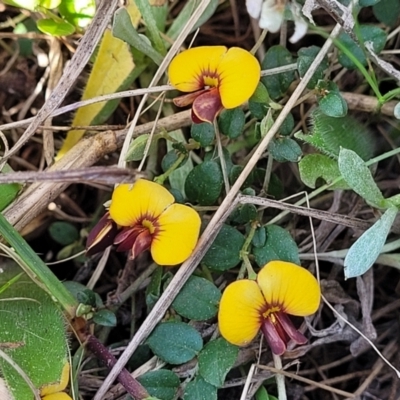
[86,334,149,399]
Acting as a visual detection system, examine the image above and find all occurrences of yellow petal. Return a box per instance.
[109,180,174,227]
[151,203,201,266]
[40,362,70,396]
[168,46,228,92]
[42,393,73,400]
[218,280,265,346]
[257,261,321,316]
[217,47,260,109]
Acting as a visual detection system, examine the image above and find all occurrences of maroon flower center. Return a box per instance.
[114,216,160,260]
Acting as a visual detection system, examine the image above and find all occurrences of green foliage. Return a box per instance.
[49,221,79,246]
[161,149,186,172]
[202,224,245,270]
[297,46,329,89]
[269,137,302,162]
[218,107,246,139]
[183,376,218,400]
[280,112,294,136]
[112,8,163,65]
[191,123,215,147]
[0,263,69,400]
[296,110,375,160]
[261,45,296,100]
[373,0,400,27]
[0,164,21,212]
[344,207,398,278]
[137,370,180,400]
[172,276,221,320]
[338,25,387,69]
[92,309,117,327]
[198,338,238,387]
[147,322,203,364]
[299,154,346,189]
[253,225,300,267]
[338,148,385,208]
[126,134,159,161]
[316,81,348,117]
[185,161,223,205]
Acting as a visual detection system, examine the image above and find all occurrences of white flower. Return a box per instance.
[246,0,308,43]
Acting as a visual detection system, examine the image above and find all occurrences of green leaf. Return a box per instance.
[191,123,215,147]
[58,0,95,28]
[218,107,246,139]
[172,276,221,320]
[183,376,218,400]
[49,221,79,246]
[126,134,158,161]
[0,263,69,400]
[296,110,375,160]
[269,137,302,162]
[93,309,117,327]
[261,45,296,100]
[202,224,245,271]
[137,370,180,400]
[344,206,398,278]
[161,149,186,172]
[134,0,166,55]
[256,386,279,400]
[338,25,387,69]
[317,81,348,117]
[373,0,400,27]
[280,113,294,136]
[253,225,300,267]
[249,81,271,104]
[112,8,163,65]
[198,338,238,387]
[185,161,223,205]
[229,203,258,224]
[0,164,21,212]
[147,322,203,364]
[299,154,346,189]
[338,148,385,207]
[252,226,267,248]
[297,46,329,89]
[36,18,75,36]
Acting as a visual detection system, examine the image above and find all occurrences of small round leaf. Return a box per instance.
[191,123,215,147]
[137,370,180,400]
[185,161,223,205]
[253,225,300,267]
[198,338,238,387]
[172,276,221,320]
[202,224,245,271]
[218,107,246,139]
[147,322,203,364]
[49,221,79,246]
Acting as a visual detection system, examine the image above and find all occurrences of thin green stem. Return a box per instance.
[310,25,382,101]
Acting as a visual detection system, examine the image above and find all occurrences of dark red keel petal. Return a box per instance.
[86,212,119,256]
[114,226,145,252]
[261,318,286,356]
[130,230,152,260]
[173,90,207,107]
[192,88,223,124]
[276,311,308,345]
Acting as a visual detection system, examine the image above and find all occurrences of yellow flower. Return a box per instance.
[86,179,201,266]
[168,46,260,123]
[40,362,72,400]
[218,261,320,355]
